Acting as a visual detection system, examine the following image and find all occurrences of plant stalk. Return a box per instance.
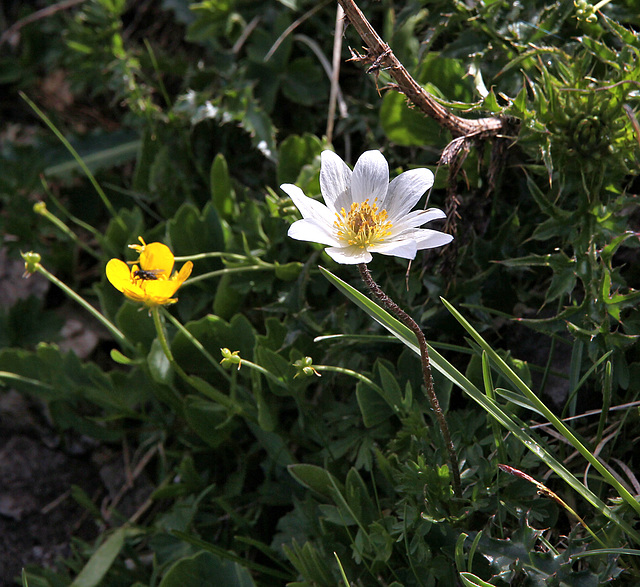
[358,263,462,498]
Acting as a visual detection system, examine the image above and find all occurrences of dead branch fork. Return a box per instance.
[337,0,518,176]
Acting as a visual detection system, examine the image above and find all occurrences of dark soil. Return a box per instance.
[0,386,105,586]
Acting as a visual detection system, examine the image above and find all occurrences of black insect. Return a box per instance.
[133,268,164,281]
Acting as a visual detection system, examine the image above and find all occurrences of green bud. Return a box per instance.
[293,356,320,378]
[33,201,47,215]
[21,251,42,276]
[220,348,242,370]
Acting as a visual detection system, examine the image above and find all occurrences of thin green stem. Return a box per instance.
[151,308,241,412]
[183,265,273,287]
[151,307,189,381]
[358,263,462,499]
[33,262,132,351]
[160,307,231,383]
[21,92,125,228]
[39,175,101,241]
[315,365,386,396]
[239,358,291,393]
[34,201,100,260]
[174,251,264,263]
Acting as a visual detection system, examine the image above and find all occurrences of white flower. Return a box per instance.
[281,150,453,265]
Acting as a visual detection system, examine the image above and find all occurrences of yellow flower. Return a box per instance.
[106,237,193,307]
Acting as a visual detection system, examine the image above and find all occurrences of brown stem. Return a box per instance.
[358,263,462,499]
[337,0,510,141]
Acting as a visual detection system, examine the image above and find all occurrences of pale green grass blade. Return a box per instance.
[441,297,640,520]
[320,267,640,542]
[333,552,351,587]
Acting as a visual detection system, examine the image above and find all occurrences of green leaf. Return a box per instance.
[440,297,640,532]
[70,527,130,587]
[172,313,255,381]
[376,362,404,411]
[254,345,291,396]
[288,464,344,500]
[459,572,496,587]
[148,338,173,385]
[167,202,225,269]
[356,382,394,427]
[210,153,234,219]
[214,273,246,320]
[282,57,327,106]
[380,91,443,147]
[184,395,236,448]
[43,130,140,178]
[345,468,375,526]
[159,551,256,587]
[172,532,292,581]
[277,133,322,185]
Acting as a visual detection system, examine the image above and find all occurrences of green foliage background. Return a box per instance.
[1,0,640,585]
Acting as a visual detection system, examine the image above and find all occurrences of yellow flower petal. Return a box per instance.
[106,242,192,308]
[139,242,174,277]
[174,261,193,285]
[106,259,133,292]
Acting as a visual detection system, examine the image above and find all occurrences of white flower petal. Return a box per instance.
[370,239,418,260]
[410,228,455,250]
[281,183,335,227]
[385,168,435,219]
[288,219,340,246]
[391,208,447,232]
[325,245,372,264]
[320,150,352,213]
[285,151,452,263]
[351,150,389,204]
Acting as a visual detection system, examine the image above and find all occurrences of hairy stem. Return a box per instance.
[337,0,506,140]
[358,263,462,499]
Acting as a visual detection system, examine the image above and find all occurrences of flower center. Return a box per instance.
[334,198,393,249]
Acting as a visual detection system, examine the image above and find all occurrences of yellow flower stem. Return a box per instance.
[160,307,231,383]
[33,201,100,260]
[151,308,240,412]
[314,365,387,398]
[358,263,462,499]
[234,358,291,393]
[174,252,264,263]
[183,265,273,287]
[21,92,125,229]
[39,175,101,241]
[34,262,131,351]
[151,307,190,381]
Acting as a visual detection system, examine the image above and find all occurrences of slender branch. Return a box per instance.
[327,3,346,143]
[337,0,508,141]
[358,263,462,499]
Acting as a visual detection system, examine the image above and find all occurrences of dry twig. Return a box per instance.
[337,0,518,180]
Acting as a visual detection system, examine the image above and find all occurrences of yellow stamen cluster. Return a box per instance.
[334,198,393,249]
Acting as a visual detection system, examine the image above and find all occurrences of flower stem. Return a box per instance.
[21,92,125,229]
[357,263,462,499]
[151,308,241,413]
[33,261,132,351]
[160,307,231,383]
